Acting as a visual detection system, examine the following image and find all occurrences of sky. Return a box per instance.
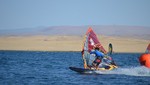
[0,0,150,29]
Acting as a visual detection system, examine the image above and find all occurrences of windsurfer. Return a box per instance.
[90,46,116,69]
[90,47,106,69]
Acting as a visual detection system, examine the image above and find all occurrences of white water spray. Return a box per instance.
[96,66,150,76]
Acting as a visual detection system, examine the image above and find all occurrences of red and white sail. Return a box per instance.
[81,27,107,68]
[146,43,150,53]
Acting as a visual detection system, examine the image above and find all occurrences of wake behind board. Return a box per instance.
[69,67,97,74]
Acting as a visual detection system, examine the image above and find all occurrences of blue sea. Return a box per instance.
[0,51,150,85]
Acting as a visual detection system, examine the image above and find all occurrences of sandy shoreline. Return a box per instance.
[0,35,149,53]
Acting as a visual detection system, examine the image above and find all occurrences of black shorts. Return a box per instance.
[93,58,101,66]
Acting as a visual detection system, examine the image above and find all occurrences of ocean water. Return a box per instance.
[0,51,150,85]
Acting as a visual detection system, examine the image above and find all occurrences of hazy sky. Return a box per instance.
[0,0,150,29]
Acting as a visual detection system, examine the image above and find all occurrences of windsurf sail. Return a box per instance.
[81,27,107,68]
[145,43,150,53]
[108,43,113,55]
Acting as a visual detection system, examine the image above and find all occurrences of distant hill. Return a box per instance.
[0,25,150,40]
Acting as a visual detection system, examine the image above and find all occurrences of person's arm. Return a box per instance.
[90,50,95,54]
[99,52,105,58]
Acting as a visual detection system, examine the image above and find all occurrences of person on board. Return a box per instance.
[90,46,117,69]
[90,47,106,68]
